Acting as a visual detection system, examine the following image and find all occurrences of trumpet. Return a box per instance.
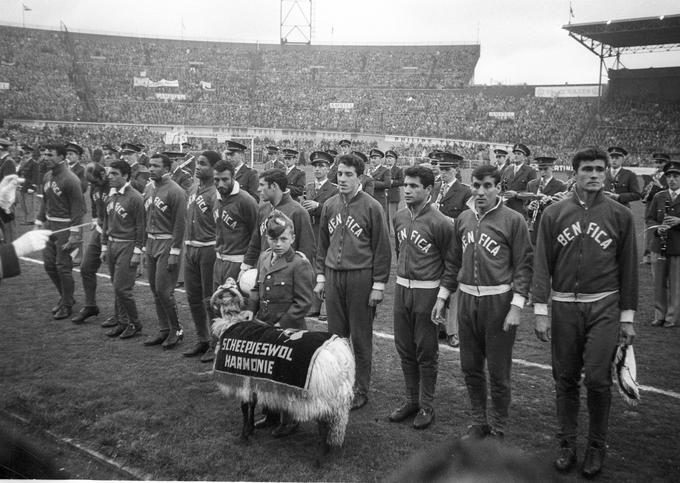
[527,177,546,232]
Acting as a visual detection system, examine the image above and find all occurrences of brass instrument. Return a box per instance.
[659,198,671,260]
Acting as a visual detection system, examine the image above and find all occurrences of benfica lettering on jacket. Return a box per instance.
[90,183,109,222]
[214,183,259,256]
[394,203,454,282]
[316,190,391,284]
[143,175,187,250]
[185,182,217,243]
[440,198,532,297]
[37,162,86,225]
[532,190,638,311]
[103,183,145,250]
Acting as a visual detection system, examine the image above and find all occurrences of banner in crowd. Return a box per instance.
[0,61,15,66]
[0,82,9,90]
[200,81,213,90]
[134,77,180,88]
[488,111,515,120]
[534,85,600,98]
[155,93,187,101]
[330,102,354,109]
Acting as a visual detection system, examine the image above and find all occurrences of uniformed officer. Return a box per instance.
[35,143,87,320]
[65,142,88,193]
[368,148,391,214]
[386,150,404,235]
[264,146,284,170]
[352,151,374,197]
[225,140,259,201]
[328,140,351,184]
[500,143,537,215]
[283,148,305,202]
[494,148,510,172]
[604,146,642,208]
[164,151,195,193]
[17,147,40,225]
[120,143,148,194]
[142,153,187,349]
[301,151,338,317]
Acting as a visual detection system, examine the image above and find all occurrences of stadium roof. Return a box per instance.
[563,14,680,56]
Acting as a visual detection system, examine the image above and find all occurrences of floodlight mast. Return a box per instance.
[280,0,312,45]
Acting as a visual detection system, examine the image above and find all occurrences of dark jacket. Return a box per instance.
[433,180,471,221]
[501,163,536,213]
[286,166,306,202]
[235,164,259,201]
[604,167,641,208]
[304,179,338,228]
[646,189,680,256]
[388,164,404,203]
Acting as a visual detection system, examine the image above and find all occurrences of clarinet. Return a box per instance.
[659,198,671,260]
[528,177,545,232]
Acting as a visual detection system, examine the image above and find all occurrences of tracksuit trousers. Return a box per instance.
[458,290,516,432]
[184,245,216,344]
[325,267,375,397]
[44,224,75,308]
[551,293,620,447]
[393,285,439,410]
[146,238,181,337]
[108,240,140,328]
[81,231,102,308]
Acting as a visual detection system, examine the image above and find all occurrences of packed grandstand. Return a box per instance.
[0,23,679,162]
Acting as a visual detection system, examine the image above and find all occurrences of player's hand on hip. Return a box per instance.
[620,322,636,345]
[503,305,521,332]
[368,289,383,307]
[313,282,325,300]
[534,314,551,342]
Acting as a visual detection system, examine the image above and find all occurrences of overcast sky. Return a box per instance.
[2,0,679,84]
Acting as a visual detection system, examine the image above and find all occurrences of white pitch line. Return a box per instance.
[18,255,680,402]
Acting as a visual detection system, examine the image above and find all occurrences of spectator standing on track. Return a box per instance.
[100,160,145,339]
[603,146,641,209]
[35,144,87,320]
[433,164,532,440]
[142,153,187,350]
[533,147,637,478]
[314,153,391,411]
[389,165,454,430]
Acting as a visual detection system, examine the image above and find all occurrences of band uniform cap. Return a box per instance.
[437,152,463,168]
[338,139,351,147]
[65,142,84,156]
[266,145,279,153]
[310,151,333,165]
[225,140,247,152]
[494,148,508,155]
[181,142,193,149]
[102,144,119,152]
[369,148,385,158]
[0,138,11,148]
[428,150,443,160]
[652,152,670,162]
[608,146,628,157]
[385,150,398,159]
[534,156,556,167]
[160,151,186,159]
[663,161,680,175]
[282,148,299,158]
[20,144,33,152]
[326,149,338,156]
[121,142,141,154]
[512,143,531,157]
[352,151,368,164]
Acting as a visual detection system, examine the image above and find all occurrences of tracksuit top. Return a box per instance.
[316,190,391,289]
[394,203,454,283]
[532,190,638,312]
[185,182,217,246]
[143,174,186,252]
[439,198,532,301]
[90,182,109,230]
[214,183,259,256]
[103,183,145,251]
[244,192,316,267]
[37,162,86,226]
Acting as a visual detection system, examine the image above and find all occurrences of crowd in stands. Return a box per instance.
[1,25,678,159]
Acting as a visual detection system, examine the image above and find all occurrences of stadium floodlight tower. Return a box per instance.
[280,0,312,45]
[563,14,680,112]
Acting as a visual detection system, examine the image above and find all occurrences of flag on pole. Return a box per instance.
[23,3,31,11]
